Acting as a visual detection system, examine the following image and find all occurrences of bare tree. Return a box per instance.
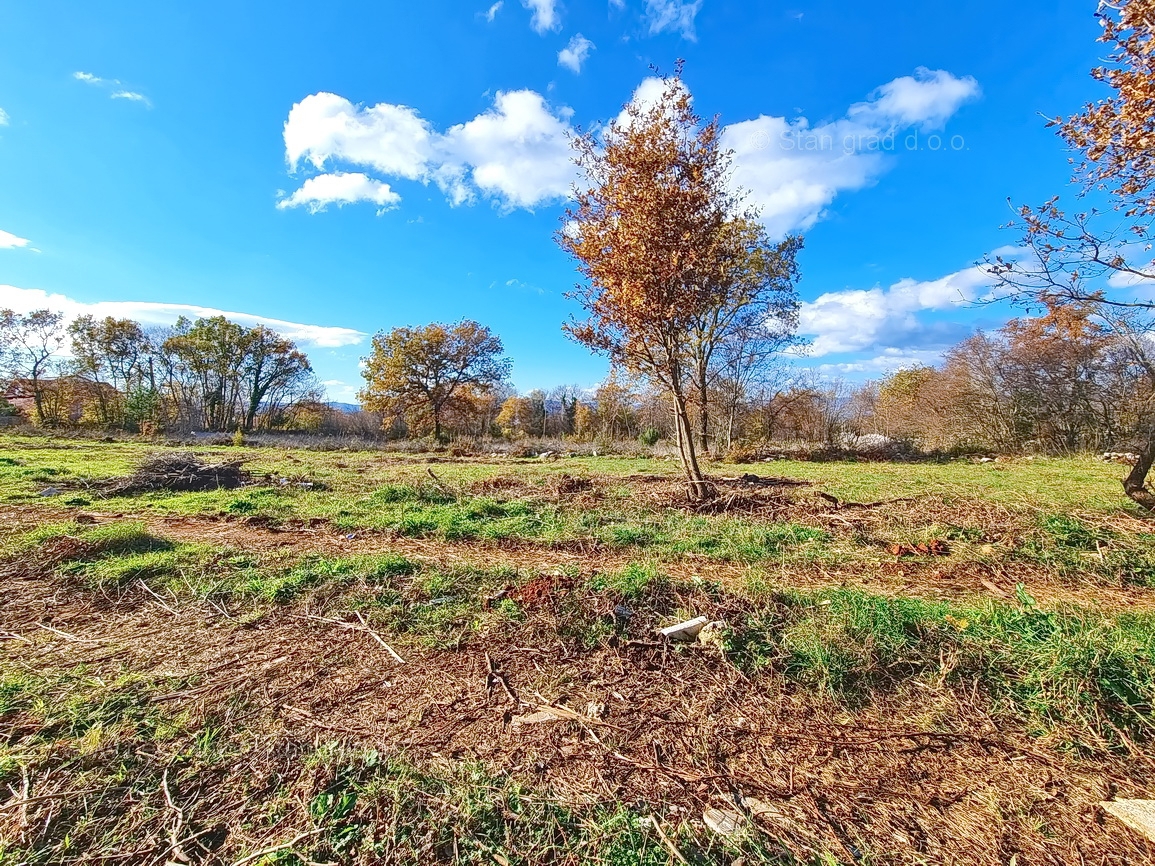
[0,309,66,425]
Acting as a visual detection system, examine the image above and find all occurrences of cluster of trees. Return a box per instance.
[983,0,1155,507]
[0,310,317,431]
[853,301,1155,454]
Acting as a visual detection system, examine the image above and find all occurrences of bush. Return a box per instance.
[637,427,662,447]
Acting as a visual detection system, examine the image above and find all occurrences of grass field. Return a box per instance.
[1,433,1154,864]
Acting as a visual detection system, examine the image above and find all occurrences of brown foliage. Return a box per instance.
[359,320,511,441]
[559,68,753,497]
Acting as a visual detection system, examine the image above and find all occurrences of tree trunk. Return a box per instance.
[1123,433,1155,511]
[672,390,714,501]
[433,408,443,442]
[696,367,710,455]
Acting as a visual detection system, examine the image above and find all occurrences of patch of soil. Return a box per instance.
[508,572,580,608]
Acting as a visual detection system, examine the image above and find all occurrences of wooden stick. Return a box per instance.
[37,624,105,644]
[647,816,690,865]
[353,611,406,664]
[230,828,327,866]
[139,579,179,615]
[161,768,190,865]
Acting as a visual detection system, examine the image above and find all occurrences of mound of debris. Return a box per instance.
[105,451,250,495]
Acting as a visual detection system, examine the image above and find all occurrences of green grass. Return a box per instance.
[1,436,1149,573]
[727,586,1155,748]
[1015,513,1155,587]
[261,745,810,866]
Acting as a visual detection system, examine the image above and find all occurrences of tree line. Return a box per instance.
[0,310,315,431]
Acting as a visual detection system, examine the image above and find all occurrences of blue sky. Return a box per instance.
[0,0,1106,402]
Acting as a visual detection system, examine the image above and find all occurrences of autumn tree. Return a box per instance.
[560,68,746,499]
[0,308,66,425]
[987,0,1155,506]
[495,395,534,438]
[359,320,511,441]
[163,317,247,430]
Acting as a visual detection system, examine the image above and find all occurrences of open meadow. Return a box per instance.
[1,434,1154,864]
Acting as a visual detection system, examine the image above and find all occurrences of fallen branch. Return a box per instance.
[230,828,327,866]
[139,579,179,615]
[161,768,191,865]
[486,653,521,706]
[37,624,105,644]
[353,611,406,663]
[0,786,107,810]
[647,816,691,865]
[298,612,405,664]
[817,492,920,510]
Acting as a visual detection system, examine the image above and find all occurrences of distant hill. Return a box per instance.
[327,402,362,414]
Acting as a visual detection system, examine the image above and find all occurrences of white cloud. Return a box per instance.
[282,89,575,211]
[644,0,703,39]
[614,75,688,130]
[0,107,8,126]
[277,172,401,213]
[558,34,595,73]
[522,0,560,33]
[799,263,994,357]
[0,230,31,250]
[435,90,575,208]
[0,285,368,349]
[722,68,979,236]
[279,67,976,224]
[851,67,980,130]
[484,0,503,21]
[111,90,151,106]
[284,92,433,180]
[73,71,151,107]
[816,348,947,376]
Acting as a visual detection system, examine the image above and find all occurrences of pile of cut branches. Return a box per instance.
[105,451,250,494]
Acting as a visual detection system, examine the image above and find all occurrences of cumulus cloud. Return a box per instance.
[522,0,560,33]
[852,68,980,130]
[815,348,948,376]
[0,230,31,250]
[558,34,595,73]
[282,89,576,211]
[277,172,401,213]
[722,67,979,236]
[0,285,367,349]
[484,0,503,20]
[799,263,994,358]
[279,67,976,224]
[435,90,575,207]
[644,0,703,39]
[285,93,434,180]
